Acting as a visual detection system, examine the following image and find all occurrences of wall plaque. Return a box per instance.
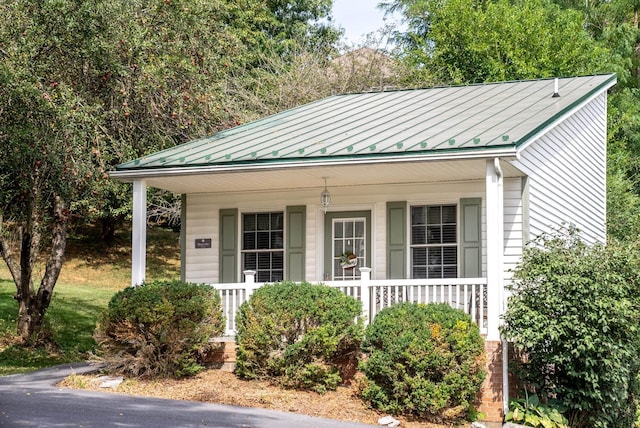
[195,238,212,249]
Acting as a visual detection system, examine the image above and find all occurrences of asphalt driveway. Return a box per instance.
[0,363,375,427]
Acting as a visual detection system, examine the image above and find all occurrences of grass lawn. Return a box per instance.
[0,226,180,375]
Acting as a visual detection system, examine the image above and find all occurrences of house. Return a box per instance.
[110,74,616,421]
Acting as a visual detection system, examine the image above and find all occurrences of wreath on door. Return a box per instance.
[339,251,358,269]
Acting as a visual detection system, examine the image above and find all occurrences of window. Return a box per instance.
[410,205,457,278]
[242,212,284,282]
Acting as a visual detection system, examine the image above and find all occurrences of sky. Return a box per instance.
[331,0,402,46]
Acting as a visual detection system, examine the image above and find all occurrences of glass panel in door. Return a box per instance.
[332,217,366,280]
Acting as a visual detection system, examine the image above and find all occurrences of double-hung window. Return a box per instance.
[410,204,457,278]
[242,212,284,282]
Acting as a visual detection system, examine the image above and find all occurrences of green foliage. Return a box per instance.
[391,0,610,84]
[598,22,639,89]
[359,302,486,421]
[260,0,340,57]
[502,229,640,428]
[608,89,640,237]
[234,281,364,393]
[551,1,640,89]
[606,165,640,242]
[0,0,342,226]
[95,280,224,379]
[0,0,342,342]
[505,394,569,428]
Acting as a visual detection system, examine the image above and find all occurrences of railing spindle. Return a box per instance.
[471,283,477,326]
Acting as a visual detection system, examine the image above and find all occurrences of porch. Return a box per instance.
[125,157,511,341]
[215,268,488,336]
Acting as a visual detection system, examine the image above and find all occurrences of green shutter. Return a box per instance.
[387,201,407,279]
[219,208,238,282]
[286,205,306,281]
[460,198,482,278]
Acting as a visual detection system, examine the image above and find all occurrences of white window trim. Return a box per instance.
[239,210,286,282]
[407,202,459,279]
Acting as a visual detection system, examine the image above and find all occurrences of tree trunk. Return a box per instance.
[101,215,116,243]
[15,188,39,342]
[16,293,42,341]
[0,214,21,288]
[15,196,68,344]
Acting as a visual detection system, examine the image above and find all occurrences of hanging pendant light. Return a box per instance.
[320,177,331,214]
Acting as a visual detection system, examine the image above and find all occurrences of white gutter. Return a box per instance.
[494,158,503,178]
[492,158,510,415]
[503,339,509,414]
[109,148,519,181]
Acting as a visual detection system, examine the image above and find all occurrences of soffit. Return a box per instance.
[140,158,524,194]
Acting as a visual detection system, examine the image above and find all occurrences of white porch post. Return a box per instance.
[131,179,147,286]
[243,270,257,297]
[485,159,504,341]
[359,267,371,325]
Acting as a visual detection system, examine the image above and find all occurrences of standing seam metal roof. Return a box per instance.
[115,74,616,171]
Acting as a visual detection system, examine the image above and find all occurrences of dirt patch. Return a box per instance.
[60,369,455,428]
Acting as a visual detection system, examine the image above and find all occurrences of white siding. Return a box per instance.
[184,194,218,283]
[512,93,607,244]
[182,179,523,284]
[185,190,313,283]
[503,178,523,281]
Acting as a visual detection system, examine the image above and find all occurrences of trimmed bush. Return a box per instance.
[94,280,224,378]
[234,281,364,393]
[360,302,486,421]
[502,230,640,428]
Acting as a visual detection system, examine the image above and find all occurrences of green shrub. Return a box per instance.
[505,394,569,428]
[234,281,364,393]
[359,302,486,421]
[502,229,640,428]
[94,280,224,378]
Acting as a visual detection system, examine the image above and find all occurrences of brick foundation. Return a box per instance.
[477,340,505,423]
[203,337,237,371]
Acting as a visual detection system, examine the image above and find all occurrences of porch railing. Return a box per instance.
[213,268,488,336]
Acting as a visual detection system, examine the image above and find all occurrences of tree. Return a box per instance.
[0,0,342,343]
[607,88,640,241]
[0,56,97,342]
[0,0,116,341]
[383,0,610,84]
[264,0,340,56]
[226,45,408,119]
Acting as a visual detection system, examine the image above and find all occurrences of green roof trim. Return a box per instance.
[115,74,616,172]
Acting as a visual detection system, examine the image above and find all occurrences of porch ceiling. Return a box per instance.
[139,158,524,194]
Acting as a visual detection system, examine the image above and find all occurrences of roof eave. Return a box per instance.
[110,147,519,182]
